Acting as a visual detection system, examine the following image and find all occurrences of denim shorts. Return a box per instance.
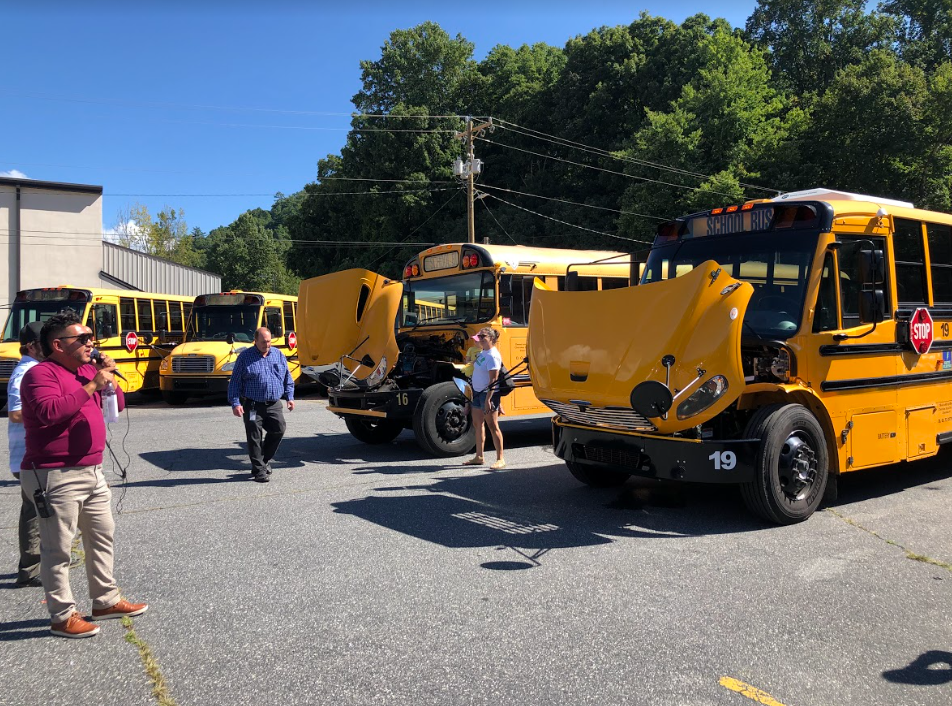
[472,390,488,409]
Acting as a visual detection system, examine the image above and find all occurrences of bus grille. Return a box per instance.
[0,359,17,379]
[575,444,643,471]
[540,399,656,433]
[171,356,216,373]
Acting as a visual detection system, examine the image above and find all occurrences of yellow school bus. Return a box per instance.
[530,188,952,524]
[158,291,300,404]
[298,243,632,455]
[0,286,192,396]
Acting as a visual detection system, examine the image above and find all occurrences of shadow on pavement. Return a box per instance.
[332,464,766,568]
[0,618,49,642]
[883,650,952,685]
[833,452,952,507]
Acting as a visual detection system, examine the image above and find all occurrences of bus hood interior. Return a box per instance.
[297,268,402,384]
[528,260,753,434]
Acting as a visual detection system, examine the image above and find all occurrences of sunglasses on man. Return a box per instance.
[57,333,94,345]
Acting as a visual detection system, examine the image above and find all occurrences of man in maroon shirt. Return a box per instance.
[19,310,148,639]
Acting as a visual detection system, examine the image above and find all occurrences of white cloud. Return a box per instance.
[103,219,142,243]
[0,169,30,179]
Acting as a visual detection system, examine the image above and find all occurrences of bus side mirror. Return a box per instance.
[565,271,579,291]
[141,333,154,345]
[859,290,885,324]
[226,332,235,345]
[499,274,513,296]
[102,325,114,338]
[860,249,885,285]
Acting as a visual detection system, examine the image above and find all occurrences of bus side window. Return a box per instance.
[556,275,598,291]
[813,254,837,332]
[839,236,890,327]
[90,304,119,339]
[601,277,629,290]
[283,301,295,333]
[120,298,137,332]
[154,300,169,332]
[137,299,154,332]
[927,222,952,304]
[500,276,533,326]
[894,218,927,305]
[265,307,283,338]
[169,302,183,331]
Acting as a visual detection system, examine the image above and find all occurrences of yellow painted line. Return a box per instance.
[719,677,787,706]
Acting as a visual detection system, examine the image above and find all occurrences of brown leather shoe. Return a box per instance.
[50,612,100,639]
[91,598,149,621]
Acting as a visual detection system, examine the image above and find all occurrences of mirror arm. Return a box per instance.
[833,321,878,341]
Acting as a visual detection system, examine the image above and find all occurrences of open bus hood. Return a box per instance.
[297,268,402,382]
[528,260,753,434]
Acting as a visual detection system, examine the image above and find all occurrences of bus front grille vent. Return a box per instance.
[541,399,656,432]
[171,356,216,374]
[0,360,17,379]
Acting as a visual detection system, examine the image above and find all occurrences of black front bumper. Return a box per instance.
[328,387,424,420]
[553,419,758,484]
[160,375,231,394]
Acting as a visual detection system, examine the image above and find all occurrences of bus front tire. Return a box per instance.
[345,418,404,444]
[412,382,475,457]
[566,460,630,488]
[161,391,189,406]
[740,403,829,525]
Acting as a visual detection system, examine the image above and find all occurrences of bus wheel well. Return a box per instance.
[742,391,839,477]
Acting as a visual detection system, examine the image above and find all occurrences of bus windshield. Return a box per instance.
[187,305,259,343]
[2,302,86,342]
[402,271,496,327]
[642,231,819,339]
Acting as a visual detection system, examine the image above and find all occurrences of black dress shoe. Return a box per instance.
[15,576,42,588]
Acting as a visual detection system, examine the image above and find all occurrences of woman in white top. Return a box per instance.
[464,327,505,469]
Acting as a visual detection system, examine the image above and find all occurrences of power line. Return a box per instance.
[483,193,651,245]
[478,137,743,200]
[493,119,780,195]
[478,183,665,220]
[367,189,464,268]
[478,197,519,245]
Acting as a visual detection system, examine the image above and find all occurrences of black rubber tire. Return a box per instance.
[565,460,630,488]
[740,403,829,524]
[161,391,189,406]
[412,382,476,457]
[345,418,404,444]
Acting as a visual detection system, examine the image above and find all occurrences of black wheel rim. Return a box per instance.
[777,431,817,501]
[435,399,468,442]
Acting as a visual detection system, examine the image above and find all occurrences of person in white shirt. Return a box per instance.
[7,321,44,587]
[463,327,505,469]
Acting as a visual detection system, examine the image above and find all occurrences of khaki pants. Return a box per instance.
[16,483,41,583]
[20,465,120,623]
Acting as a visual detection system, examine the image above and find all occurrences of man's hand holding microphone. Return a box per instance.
[84,348,120,396]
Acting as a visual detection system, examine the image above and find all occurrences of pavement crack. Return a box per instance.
[121,616,178,706]
[826,508,952,572]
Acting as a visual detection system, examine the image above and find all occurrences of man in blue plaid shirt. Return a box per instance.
[228,327,295,483]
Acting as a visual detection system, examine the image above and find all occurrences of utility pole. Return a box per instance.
[454,117,493,243]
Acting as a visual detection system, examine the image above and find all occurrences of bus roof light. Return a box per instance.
[741,203,754,211]
[726,205,739,213]
[711,208,724,215]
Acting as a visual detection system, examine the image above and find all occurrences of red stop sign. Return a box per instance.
[125,331,139,352]
[909,307,933,354]
[287,331,297,350]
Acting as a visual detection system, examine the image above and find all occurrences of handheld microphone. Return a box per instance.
[91,348,127,381]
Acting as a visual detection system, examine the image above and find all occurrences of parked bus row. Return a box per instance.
[5,187,951,524]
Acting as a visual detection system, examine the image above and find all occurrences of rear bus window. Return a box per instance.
[894,218,927,305]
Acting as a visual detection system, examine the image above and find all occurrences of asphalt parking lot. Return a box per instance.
[0,392,950,706]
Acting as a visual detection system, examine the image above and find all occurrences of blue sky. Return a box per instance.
[1,1,757,235]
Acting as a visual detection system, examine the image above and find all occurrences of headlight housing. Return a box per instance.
[676,375,729,420]
[365,356,388,388]
[160,358,170,371]
[222,361,236,372]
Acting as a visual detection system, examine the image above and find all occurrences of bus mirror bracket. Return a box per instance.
[834,290,884,341]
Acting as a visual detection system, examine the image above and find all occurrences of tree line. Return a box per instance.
[119,0,952,290]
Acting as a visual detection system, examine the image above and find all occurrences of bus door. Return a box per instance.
[811,237,901,470]
[500,274,544,413]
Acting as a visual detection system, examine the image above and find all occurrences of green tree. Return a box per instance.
[203,212,300,294]
[882,0,952,71]
[113,203,202,268]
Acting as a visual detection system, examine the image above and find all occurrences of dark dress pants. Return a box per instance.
[243,400,287,477]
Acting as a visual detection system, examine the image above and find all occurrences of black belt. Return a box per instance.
[244,398,279,405]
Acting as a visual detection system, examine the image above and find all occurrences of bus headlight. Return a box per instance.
[365,356,388,387]
[160,358,170,372]
[221,361,236,372]
[676,375,729,420]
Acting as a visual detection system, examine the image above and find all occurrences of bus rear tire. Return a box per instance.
[566,460,630,488]
[162,391,189,406]
[345,418,404,444]
[740,403,829,525]
[412,382,475,457]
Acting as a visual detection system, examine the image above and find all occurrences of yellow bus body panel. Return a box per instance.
[297,268,402,381]
[529,260,753,433]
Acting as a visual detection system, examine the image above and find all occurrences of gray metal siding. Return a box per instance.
[102,243,221,296]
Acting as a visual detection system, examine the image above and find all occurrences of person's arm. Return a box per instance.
[228,353,246,415]
[7,365,25,424]
[22,367,97,426]
[8,410,22,424]
[284,356,295,408]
